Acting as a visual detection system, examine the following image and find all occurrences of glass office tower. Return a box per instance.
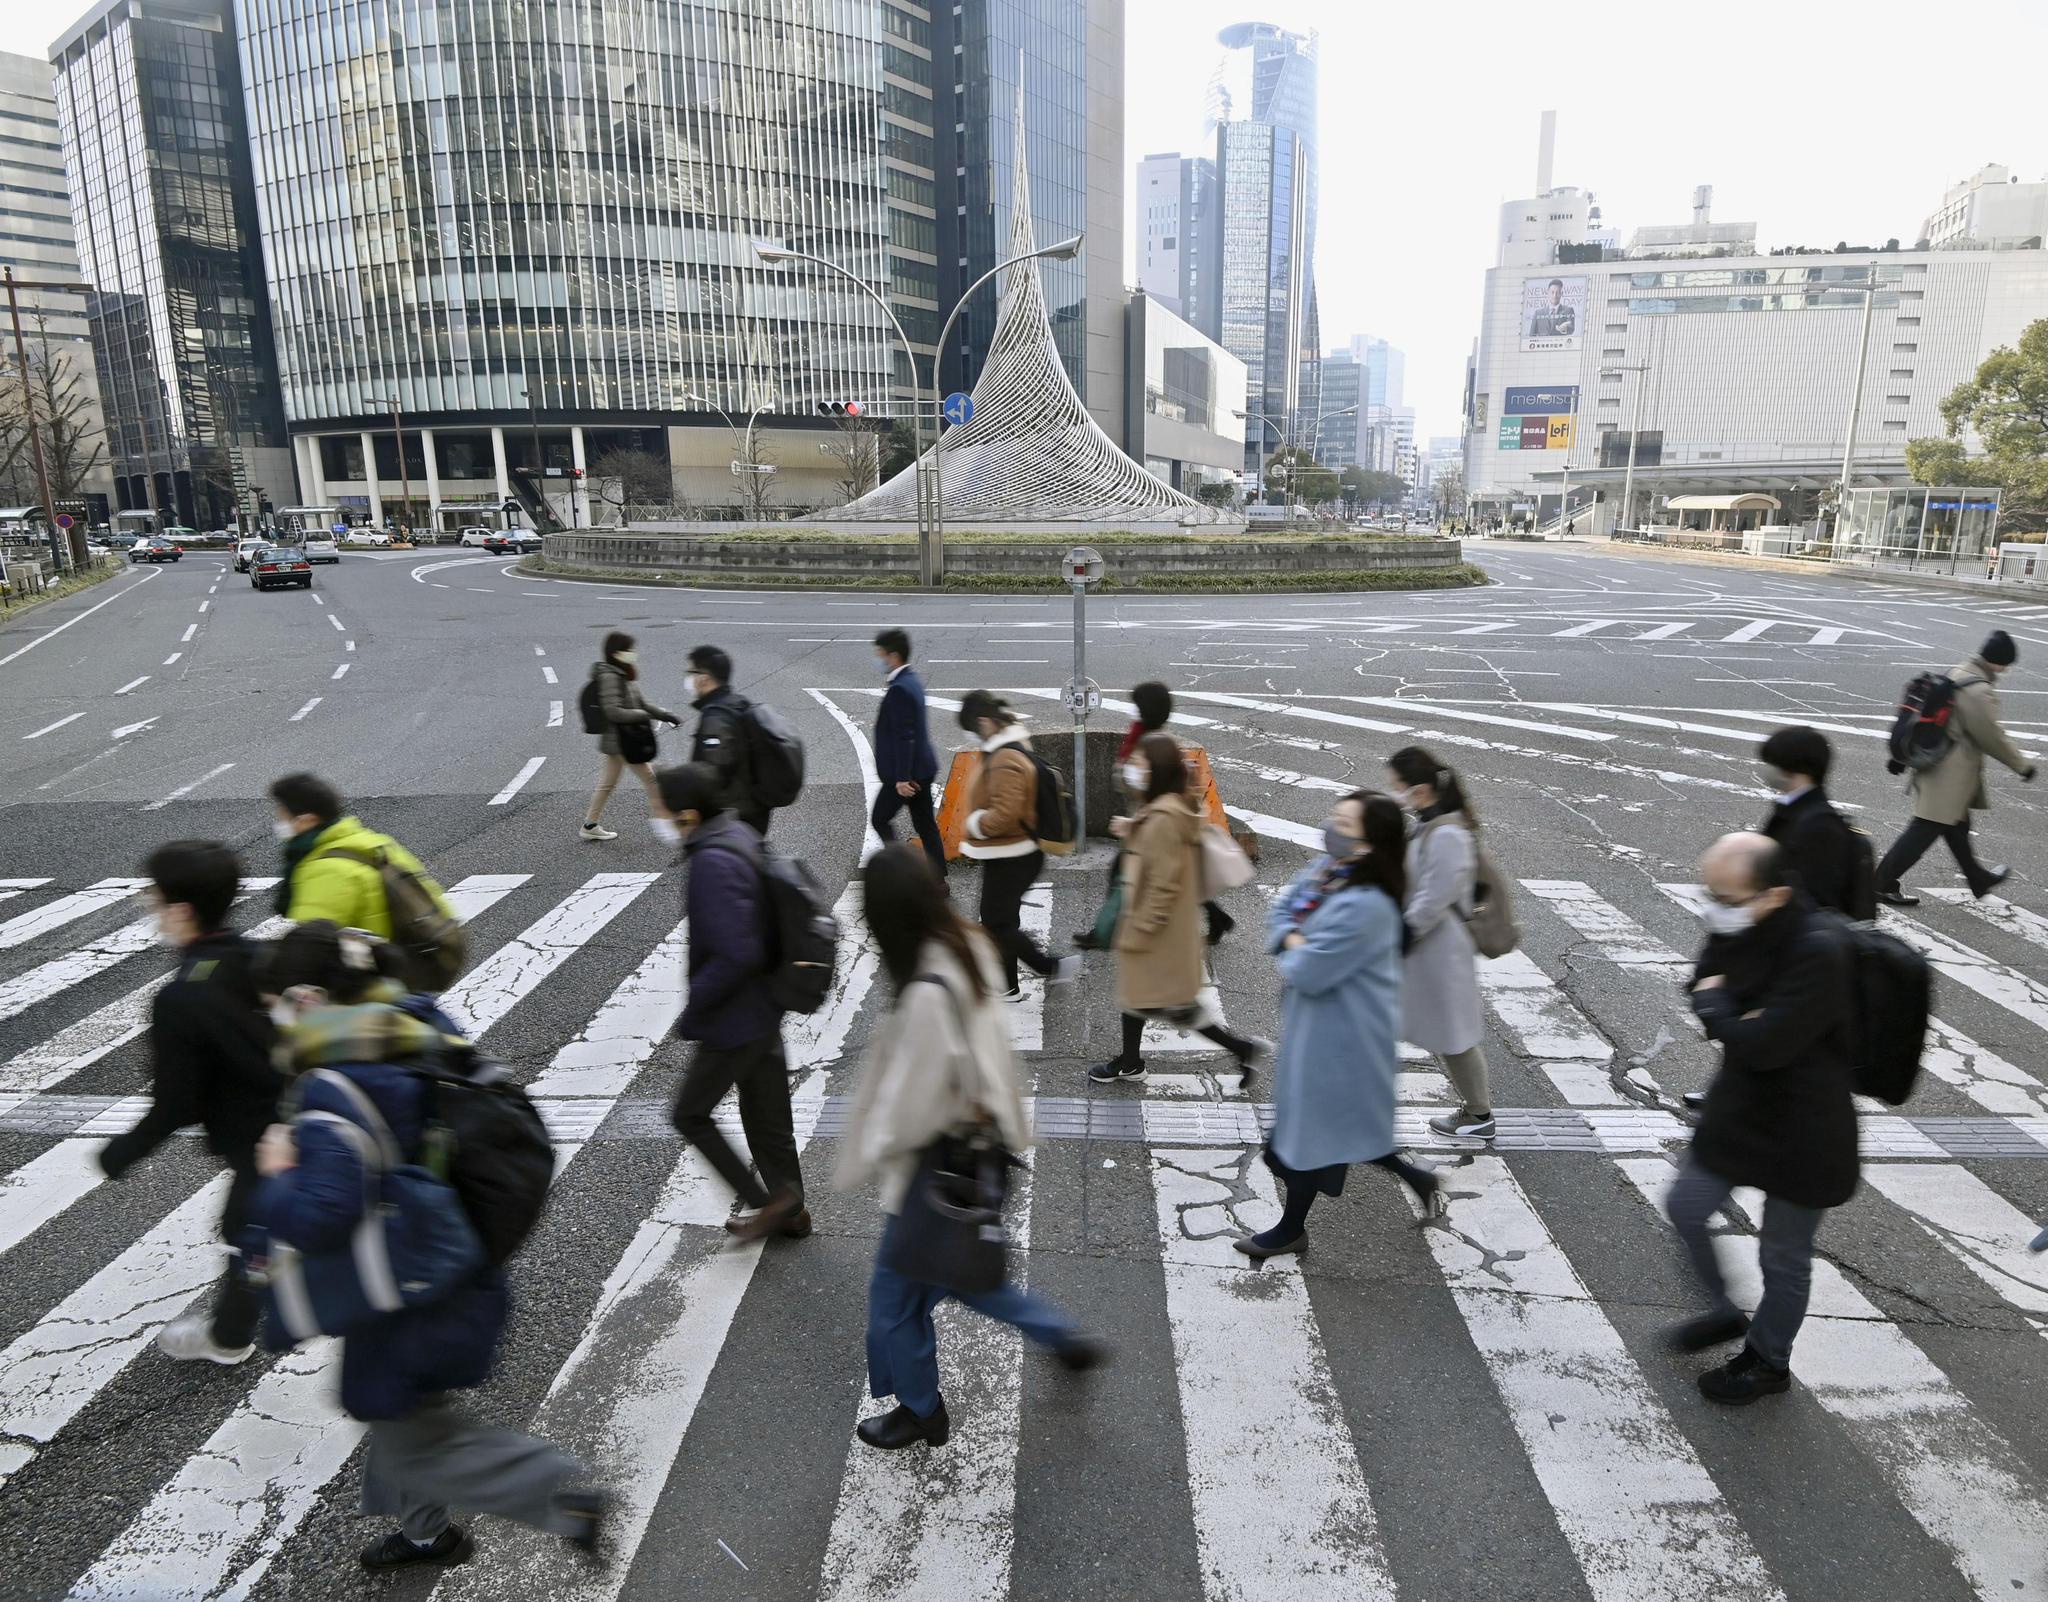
[52,0,289,528]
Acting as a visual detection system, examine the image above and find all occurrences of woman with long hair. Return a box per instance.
[1088,732,1269,1084]
[837,845,1104,1450]
[956,690,1079,999]
[1387,746,1495,1140]
[1237,791,1443,1258]
[580,629,681,842]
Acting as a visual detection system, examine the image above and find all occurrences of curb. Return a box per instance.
[1587,537,2042,599]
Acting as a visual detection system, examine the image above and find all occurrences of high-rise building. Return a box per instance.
[1213,20,1317,474]
[52,0,288,529]
[1135,151,1219,339]
[0,51,112,524]
[1920,163,2048,251]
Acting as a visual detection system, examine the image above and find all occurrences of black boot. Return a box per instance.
[856,1398,951,1450]
[1698,1345,1791,1405]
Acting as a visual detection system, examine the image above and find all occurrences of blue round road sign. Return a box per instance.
[942,392,974,428]
[54,513,74,530]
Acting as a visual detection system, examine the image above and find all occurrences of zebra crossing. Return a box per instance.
[2,846,2048,1599]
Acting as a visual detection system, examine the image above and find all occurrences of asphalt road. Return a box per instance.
[4,541,2048,1601]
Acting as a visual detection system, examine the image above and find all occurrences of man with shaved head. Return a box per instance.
[1665,830,1858,1405]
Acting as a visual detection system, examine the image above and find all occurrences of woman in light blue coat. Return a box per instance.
[1237,791,1445,1259]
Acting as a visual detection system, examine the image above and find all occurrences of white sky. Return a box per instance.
[8,0,2046,444]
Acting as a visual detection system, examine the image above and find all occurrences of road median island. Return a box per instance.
[524,529,1485,595]
[0,555,125,624]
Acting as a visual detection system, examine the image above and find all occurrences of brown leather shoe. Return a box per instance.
[726,1188,801,1244]
[779,1207,813,1240]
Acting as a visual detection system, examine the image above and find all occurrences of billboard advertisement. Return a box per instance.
[1496,389,1578,452]
[1520,275,1585,350]
[1504,386,1578,415]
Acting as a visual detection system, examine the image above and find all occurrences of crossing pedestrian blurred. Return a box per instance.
[99,840,278,1365]
[578,629,681,841]
[686,644,807,837]
[1666,832,1858,1405]
[1876,630,2036,906]
[838,845,1104,1450]
[1237,791,1443,1259]
[869,628,945,877]
[658,761,808,1241]
[1388,747,1496,1140]
[1755,726,1870,917]
[1087,731,1269,1084]
[253,922,604,1570]
[956,690,1080,1000]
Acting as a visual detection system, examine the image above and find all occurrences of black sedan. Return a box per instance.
[129,537,183,563]
[249,546,313,590]
[482,529,541,555]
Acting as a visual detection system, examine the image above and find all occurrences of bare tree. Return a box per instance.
[821,414,883,503]
[733,426,778,522]
[590,447,673,524]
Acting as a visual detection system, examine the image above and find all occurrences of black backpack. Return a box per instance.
[742,700,807,810]
[577,676,606,735]
[1821,913,1931,1105]
[1019,748,1077,856]
[408,1042,556,1265]
[1842,823,1879,922]
[759,848,839,1014]
[1888,673,1981,772]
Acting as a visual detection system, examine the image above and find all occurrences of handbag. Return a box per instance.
[878,975,1018,1296]
[245,1070,484,1349]
[617,717,659,764]
[1090,880,1125,948]
[1199,824,1254,899]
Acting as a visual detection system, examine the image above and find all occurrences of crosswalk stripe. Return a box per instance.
[1809,627,1847,645]
[0,879,50,908]
[786,883,881,1072]
[1551,618,1623,637]
[1616,1159,2048,1595]
[1718,620,1776,643]
[0,877,148,951]
[1341,695,1614,742]
[527,920,687,1102]
[1475,949,1619,1103]
[816,1162,1039,1602]
[1011,882,1052,1051]
[1920,889,2048,954]
[1429,1156,1782,1602]
[1631,621,1692,640]
[1860,1163,2048,1323]
[0,1141,105,1263]
[1174,690,1411,736]
[1448,620,1518,634]
[1521,880,1693,976]
[438,873,660,1036]
[1151,1146,1396,1599]
[1877,908,2048,1039]
[1534,702,1891,747]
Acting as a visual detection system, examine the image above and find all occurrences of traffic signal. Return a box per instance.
[570,467,584,479]
[817,400,864,418]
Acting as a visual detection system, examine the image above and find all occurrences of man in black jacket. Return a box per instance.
[1666,832,1858,1405]
[869,628,945,876]
[686,644,770,836]
[99,840,279,1364]
[1756,726,1866,916]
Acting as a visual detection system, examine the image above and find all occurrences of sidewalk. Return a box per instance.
[1552,534,2048,600]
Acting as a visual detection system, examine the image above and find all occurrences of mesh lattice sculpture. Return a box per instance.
[826,86,1232,528]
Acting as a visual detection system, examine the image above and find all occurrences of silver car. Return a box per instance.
[303,535,341,564]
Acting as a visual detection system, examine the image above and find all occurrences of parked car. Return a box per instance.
[303,534,340,564]
[129,536,183,563]
[482,528,541,555]
[458,526,500,548]
[232,536,266,573]
[339,529,393,548]
[250,546,313,590]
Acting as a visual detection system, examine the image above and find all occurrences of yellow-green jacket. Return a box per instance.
[282,816,451,937]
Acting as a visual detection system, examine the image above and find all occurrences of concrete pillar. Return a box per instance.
[491,425,511,500]
[294,435,327,507]
[360,430,384,525]
[570,424,587,529]
[421,428,442,526]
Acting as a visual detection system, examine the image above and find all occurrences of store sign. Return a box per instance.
[1497,389,1579,452]
[1504,386,1578,414]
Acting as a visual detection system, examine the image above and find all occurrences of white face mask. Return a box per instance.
[1121,760,1147,792]
[268,999,299,1032]
[272,818,298,842]
[1697,900,1755,938]
[613,650,636,666]
[649,817,681,847]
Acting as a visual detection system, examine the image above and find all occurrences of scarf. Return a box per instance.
[274,822,327,916]
[275,979,457,1078]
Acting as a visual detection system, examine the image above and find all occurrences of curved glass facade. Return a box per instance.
[236,0,900,426]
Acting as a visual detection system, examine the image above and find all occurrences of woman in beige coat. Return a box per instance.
[837,845,1105,1452]
[1088,733,1269,1085]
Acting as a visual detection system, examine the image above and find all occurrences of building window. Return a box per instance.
[1892,343,1917,354]
[1897,315,1920,327]
[1605,323,1627,333]
[1889,369,1914,379]
[1885,395,1910,406]
[1882,420,1907,431]
[1602,348,1624,359]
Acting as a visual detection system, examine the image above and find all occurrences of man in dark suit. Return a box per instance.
[1755,725,1868,917]
[870,628,945,876]
[1526,278,1576,339]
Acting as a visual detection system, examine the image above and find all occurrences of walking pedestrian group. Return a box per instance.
[104,616,1985,1568]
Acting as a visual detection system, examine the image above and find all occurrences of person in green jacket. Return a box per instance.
[268,772,453,937]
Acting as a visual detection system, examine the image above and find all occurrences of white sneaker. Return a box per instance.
[156,1313,253,1366]
[579,823,617,841]
[1049,954,1083,985]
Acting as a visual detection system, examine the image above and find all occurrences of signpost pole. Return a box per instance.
[1062,546,1105,844]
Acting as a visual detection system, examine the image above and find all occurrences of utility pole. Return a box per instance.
[1601,362,1651,533]
[4,266,67,570]
[1835,281,1880,541]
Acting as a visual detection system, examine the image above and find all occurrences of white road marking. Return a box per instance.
[345,639,355,651]
[1521,880,1693,977]
[1436,1157,1782,1602]
[1861,1162,2048,1323]
[141,761,234,812]
[547,699,563,727]
[20,712,84,740]
[1447,620,1518,635]
[1879,908,2048,1038]
[1617,1159,2048,1596]
[1809,627,1846,645]
[1630,622,1691,640]
[534,644,546,656]
[437,873,658,1036]
[109,717,157,740]
[287,697,322,722]
[1149,1146,1396,1601]
[541,664,559,684]
[326,613,344,630]
[178,624,196,642]
[0,1141,106,1259]
[1342,695,1615,743]
[1225,805,1322,850]
[527,921,687,1100]
[1920,890,2048,955]
[1718,620,1777,643]
[0,914,159,1021]
[197,600,209,614]
[161,652,180,666]
[488,756,546,805]
[111,676,149,695]
[330,663,349,679]
[1477,948,1618,1102]
[0,569,159,668]
[1552,619,1623,637]
[0,879,49,904]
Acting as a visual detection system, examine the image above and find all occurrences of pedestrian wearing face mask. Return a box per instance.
[869,628,945,877]
[1875,630,2036,906]
[1237,791,1443,1259]
[580,630,682,842]
[1387,746,1496,1140]
[270,772,454,947]
[1666,832,1857,1405]
[1087,733,1271,1084]
[1754,726,1870,918]
[656,761,809,1242]
[98,840,279,1366]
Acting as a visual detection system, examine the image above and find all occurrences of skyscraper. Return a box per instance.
[1213,20,1318,475]
[52,0,288,529]
[1135,151,1220,340]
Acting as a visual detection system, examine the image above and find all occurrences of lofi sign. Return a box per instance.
[1498,386,1578,451]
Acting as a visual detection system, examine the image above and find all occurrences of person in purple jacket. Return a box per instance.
[658,762,808,1243]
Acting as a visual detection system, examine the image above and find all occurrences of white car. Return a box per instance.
[303,535,341,564]
[233,536,266,573]
[458,526,498,548]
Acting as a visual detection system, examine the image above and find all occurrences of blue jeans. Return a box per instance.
[1665,1154,1825,1369]
[866,1212,1076,1418]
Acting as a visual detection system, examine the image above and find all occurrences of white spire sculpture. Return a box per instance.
[828,81,1231,528]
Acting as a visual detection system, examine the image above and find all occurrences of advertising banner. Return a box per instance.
[1504,386,1578,414]
[1520,275,1585,351]
[1520,416,1551,451]
[1547,416,1576,450]
[1499,416,1523,451]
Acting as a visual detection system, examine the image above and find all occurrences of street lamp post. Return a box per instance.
[1834,279,1882,546]
[1600,362,1650,534]
[1303,404,1359,518]
[751,233,1082,587]
[1234,408,1281,509]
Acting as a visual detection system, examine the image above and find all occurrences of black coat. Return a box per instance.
[873,667,940,785]
[1690,896,1859,1209]
[1759,786,1860,915]
[691,685,766,829]
[677,814,781,1048]
[99,931,280,1179]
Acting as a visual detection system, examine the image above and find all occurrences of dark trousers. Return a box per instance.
[1876,814,1995,895]
[213,1164,263,1349]
[1665,1154,1824,1368]
[361,1399,586,1544]
[670,1030,802,1209]
[871,782,946,877]
[976,850,1053,991]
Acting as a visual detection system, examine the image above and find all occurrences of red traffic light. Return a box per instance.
[816,401,864,417]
